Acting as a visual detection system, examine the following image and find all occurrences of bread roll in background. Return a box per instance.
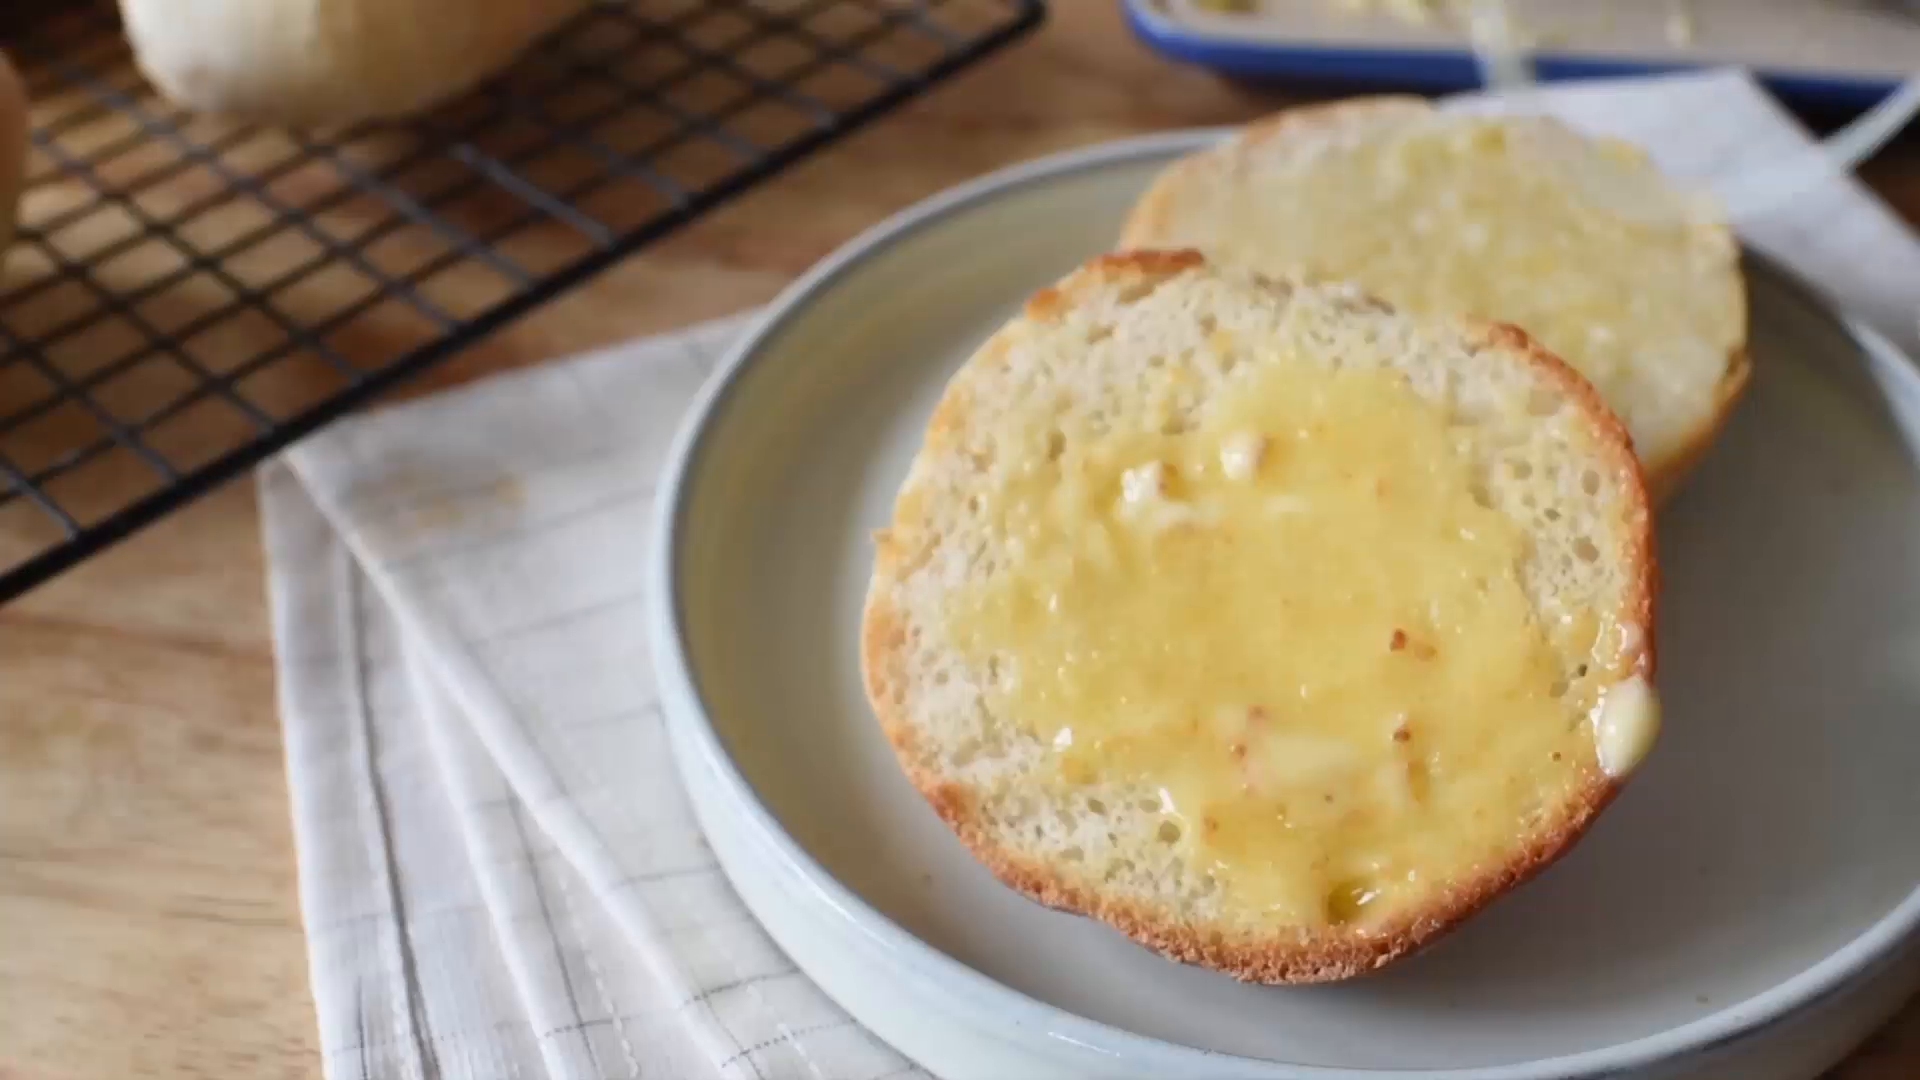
[0,51,28,263]
[0,51,28,276]
[117,0,592,126]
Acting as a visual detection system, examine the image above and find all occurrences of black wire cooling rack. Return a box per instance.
[0,0,1042,600]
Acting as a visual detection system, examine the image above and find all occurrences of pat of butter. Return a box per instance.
[1116,460,1222,533]
[1120,460,1168,505]
[1218,431,1267,480]
[1593,674,1660,779]
[949,360,1625,927]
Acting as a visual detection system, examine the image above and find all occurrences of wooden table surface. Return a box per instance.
[3,4,1919,1077]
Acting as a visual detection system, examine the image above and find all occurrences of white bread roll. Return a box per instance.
[118,0,592,125]
[0,51,27,263]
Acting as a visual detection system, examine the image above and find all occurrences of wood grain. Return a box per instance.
[2,3,1918,1077]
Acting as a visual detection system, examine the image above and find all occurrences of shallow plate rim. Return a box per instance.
[644,128,1920,1079]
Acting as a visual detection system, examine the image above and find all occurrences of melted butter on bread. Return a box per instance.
[949,358,1647,927]
[862,253,1658,982]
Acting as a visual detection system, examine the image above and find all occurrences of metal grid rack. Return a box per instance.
[0,0,1043,600]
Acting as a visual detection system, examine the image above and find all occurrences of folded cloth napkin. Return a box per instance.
[262,69,1920,1080]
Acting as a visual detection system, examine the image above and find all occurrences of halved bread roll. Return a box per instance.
[1120,98,1748,503]
[863,250,1658,982]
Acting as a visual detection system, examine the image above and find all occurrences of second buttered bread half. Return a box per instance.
[118,0,592,125]
[862,251,1659,983]
[1119,97,1748,503]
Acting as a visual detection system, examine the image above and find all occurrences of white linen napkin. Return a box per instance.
[261,69,1920,1080]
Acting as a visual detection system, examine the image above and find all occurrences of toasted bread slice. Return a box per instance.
[862,251,1658,983]
[1119,98,1748,503]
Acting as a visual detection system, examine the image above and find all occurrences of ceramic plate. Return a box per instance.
[649,133,1920,1079]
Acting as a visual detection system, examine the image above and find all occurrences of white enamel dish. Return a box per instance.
[647,132,1920,1079]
